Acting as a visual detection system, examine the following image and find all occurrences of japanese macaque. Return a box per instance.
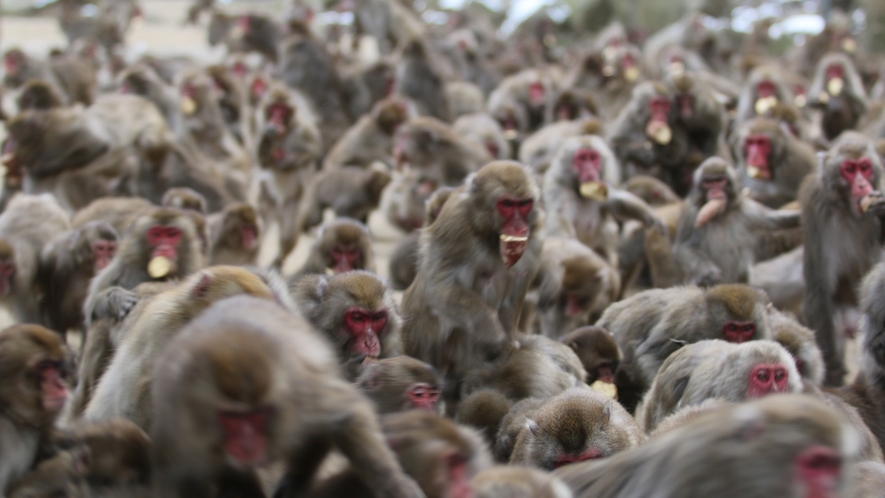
[2,48,96,106]
[647,157,801,287]
[83,266,284,430]
[488,69,559,134]
[560,326,621,386]
[381,170,441,233]
[393,116,492,186]
[471,466,573,498]
[509,388,643,470]
[205,64,251,147]
[395,39,451,122]
[801,132,885,386]
[835,262,885,452]
[607,82,690,194]
[279,20,352,150]
[446,81,485,119]
[543,134,662,269]
[636,340,802,432]
[733,117,817,208]
[531,237,620,338]
[851,461,885,498]
[323,97,411,170]
[291,271,400,379]
[388,184,454,290]
[298,163,392,230]
[565,45,644,121]
[0,325,71,494]
[117,62,182,130]
[306,410,490,498]
[210,12,283,62]
[401,161,542,383]
[39,221,119,336]
[349,0,426,55]
[735,65,796,125]
[667,72,727,168]
[341,60,396,120]
[16,79,64,111]
[357,356,444,415]
[770,310,825,385]
[6,451,90,498]
[292,218,375,277]
[453,113,511,160]
[150,296,423,498]
[555,395,858,498]
[808,52,869,141]
[83,208,204,320]
[597,284,773,413]
[206,202,260,266]
[161,187,207,214]
[2,94,170,211]
[71,197,154,237]
[252,84,322,269]
[622,175,681,206]
[518,118,602,176]
[544,88,597,125]
[0,195,71,325]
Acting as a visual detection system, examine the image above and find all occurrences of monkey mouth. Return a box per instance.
[500,234,528,267]
[500,234,528,242]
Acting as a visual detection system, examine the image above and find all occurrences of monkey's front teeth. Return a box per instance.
[500,234,528,242]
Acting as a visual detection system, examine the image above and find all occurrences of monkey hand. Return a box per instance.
[91,287,138,321]
[644,214,667,233]
[862,192,885,217]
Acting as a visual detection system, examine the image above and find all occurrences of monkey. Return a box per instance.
[518,118,602,176]
[212,12,283,62]
[565,45,644,121]
[452,113,510,162]
[387,184,454,290]
[732,117,817,209]
[769,309,825,385]
[636,339,803,432]
[597,284,773,413]
[393,116,492,186]
[161,187,207,214]
[16,79,64,111]
[442,29,501,97]
[340,60,396,120]
[6,451,90,498]
[544,88,598,125]
[0,194,72,325]
[648,157,801,286]
[3,94,171,211]
[455,389,514,447]
[543,134,662,270]
[555,394,857,498]
[508,388,643,469]
[807,52,869,141]
[150,295,424,498]
[401,161,542,385]
[204,64,251,149]
[290,271,400,379]
[833,261,885,452]
[297,163,392,231]
[471,465,573,498]
[647,398,732,439]
[0,325,71,494]
[83,266,286,430]
[622,175,681,206]
[530,237,620,338]
[3,48,95,106]
[606,81,691,194]
[801,132,885,386]
[488,68,559,133]
[735,65,797,125]
[83,207,205,323]
[394,39,451,122]
[356,356,444,415]
[279,19,352,150]
[117,62,184,132]
[559,327,621,386]
[446,81,485,119]
[322,97,412,170]
[206,202,260,266]
[850,461,885,498]
[666,72,727,169]
[291,218,375,277]
[71,197,155,236]
[38,221,119,336]
[305,410,490,498]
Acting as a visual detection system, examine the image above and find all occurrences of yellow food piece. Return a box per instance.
[590,380,617,399]
[147,256,172,279]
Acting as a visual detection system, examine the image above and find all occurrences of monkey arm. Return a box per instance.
[607,188,664,228]
[802,222,844,385]
[743,198,801,230]
[643,225,685,288]
[434,280,508,346]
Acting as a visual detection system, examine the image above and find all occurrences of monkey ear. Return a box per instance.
[191,272,214,299]
[525,419,539,436]
[567,341,579,352]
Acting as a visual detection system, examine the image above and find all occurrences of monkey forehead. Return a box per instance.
[669,73,695,93]
[226,203,257,223]
[328,271,388,304]
[320,219,369,244]
[561,255,604,292]
[694,157,732,179]
[565,327,620,358]
[192,266,275,298]
[746,117,783,137]
[0,324,67,363]
[741,394,846,444]
[472,161,538,198]
[705,284,766,320]
[829,137,878,162]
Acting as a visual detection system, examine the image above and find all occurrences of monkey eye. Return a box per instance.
[726,324,737,332]
[743,324,754,332]
[844,163,857,175]
[756,370,770,382]
[349,312,365,323]
[501,199,514,208]
[518,199,533,208]
[774,370,785,382]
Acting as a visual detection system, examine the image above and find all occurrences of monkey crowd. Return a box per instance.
[1,0,885,496]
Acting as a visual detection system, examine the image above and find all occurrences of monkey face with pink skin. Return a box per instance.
[692,158,736,228]
[823,141,884,218]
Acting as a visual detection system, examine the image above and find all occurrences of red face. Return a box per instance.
[497,197,533,268]
[678,94,694,118]
[344,307,388,357]
[826,64,844,82]
[723,320,755,343]
[555,448,603,468]
[239,225,257,250]
[564,294,586,318]
[181,82,196,100]
[595,364,615,384]
[747,363,789,397]
[0,258,15,297]
[407,383,439,411]
[266,103,292,133]
[795,445,842,498]
[4,53,18,75]
[251,78,268,100]
[92,240,117,273]
[231,61,248,78]
[702,177,728,201]
[572,148,602,184]
[745,135,772,179]
[237,16,251,33]
[839,157,874,212]
[757,80,777,99]
[445,453,472,498]
[145,225,182,260]
[35,359,68,413]
[330,246,361,273]
[219,407,272,467]
[648,96,671,126]
[484,140,500,158]
[528,82,546,108]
